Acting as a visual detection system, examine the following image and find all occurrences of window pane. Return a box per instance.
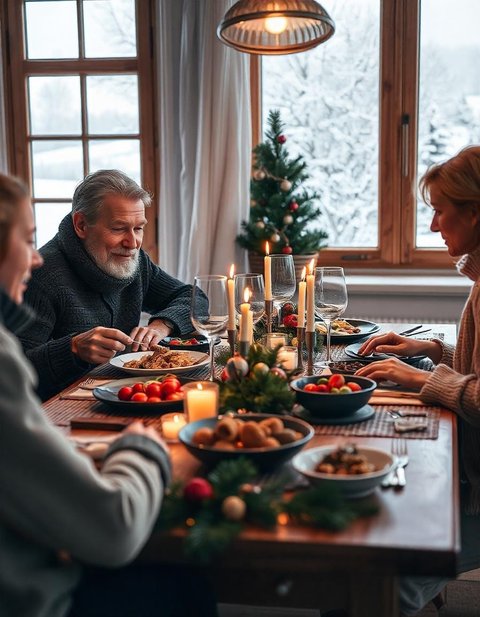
[29,76,81,136]
[89,139,141,183]
[83,0,136,58]
[31,141,83,198]
[34,203,72,248]
[86,75,139,134]
[262,0,380,248]
[416,0,480,248]
[25,1,78,59]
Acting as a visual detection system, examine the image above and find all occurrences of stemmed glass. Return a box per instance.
[270,254,296,324]
[314,267,348,366]
[191,275,229,380]
[234,273,265,326]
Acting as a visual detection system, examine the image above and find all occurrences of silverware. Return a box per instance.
[398,325,423,336]
[392,438,408,487]
[403,328,432,337]
[387,409,427,418]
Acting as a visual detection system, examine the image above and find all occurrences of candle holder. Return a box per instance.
[161,412,187,443]
[296,326,305,371]
[265,332,287,350]
[238,340,250,358]
[183,381,219,423]
[305,330,315,376]
[265,299,274,333]
[227,328,236,357]
[278,345,298,371]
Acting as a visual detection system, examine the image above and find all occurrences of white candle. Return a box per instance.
[239,288,251,342]
[278,346,298,370]
[266,332,286,349]
[306,259,315,332]
[247,310,254,344]
[184,382,219,422]
[297,267,306,329]
[227,264,235,330]
[161,413,186,441]
[264,242,272,301]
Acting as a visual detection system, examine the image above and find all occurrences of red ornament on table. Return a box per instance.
[282,245,293,254]
[289,200,299,212]
[184,478,214,502]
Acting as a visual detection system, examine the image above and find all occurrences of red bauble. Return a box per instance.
[184,478,214,502]
[282,246,293,254]
[289,201,299,212]
[277,135,287,144]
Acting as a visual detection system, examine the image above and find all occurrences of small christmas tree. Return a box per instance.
[237,109,328,256]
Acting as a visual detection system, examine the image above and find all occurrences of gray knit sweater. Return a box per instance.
[20,215,197,400]
[0,287,171,617]
[420,246,480,513]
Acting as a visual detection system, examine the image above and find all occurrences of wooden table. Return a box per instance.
[43,323,460,617]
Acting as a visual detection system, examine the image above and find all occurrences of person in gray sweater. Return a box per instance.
[20,169,201,400]
[0,173,217,617]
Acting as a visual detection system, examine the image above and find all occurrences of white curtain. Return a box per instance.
[156,0,251,281]
[0,26,8,172]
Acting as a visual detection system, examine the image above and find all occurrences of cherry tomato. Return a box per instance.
[339,386,352,394]
[146,396,162,403]
[117,386,133,401]
[169,339,182,345]
[316,384,329,393]
[131,392,148,402]
[304,383,319,392]
[131,382,146,394]
[328,374,345,389]
[189,338,200,345]
[160,380,181,399]
[346,382,362,392]
[165,392,184,401]
[145,382,162,398]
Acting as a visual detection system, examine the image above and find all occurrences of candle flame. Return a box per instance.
[265,242,270,256]
[301,266,306,281]
[197,383,203,391]
[229,263,235,279]
[243,287,251,303]
[308,258,315,275]
[173,414,179,423]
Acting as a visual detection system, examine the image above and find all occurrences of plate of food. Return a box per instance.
[93,375,188,412]
[315,318,380,343]
[159,336,220,353]
[344,342,426,365]
[109,345,209,375]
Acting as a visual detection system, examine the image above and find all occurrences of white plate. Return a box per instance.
[109,350,209,375]
[292,445,395,498]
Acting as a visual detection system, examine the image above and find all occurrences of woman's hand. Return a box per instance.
[355,357,429,389]
[357,331,441,361]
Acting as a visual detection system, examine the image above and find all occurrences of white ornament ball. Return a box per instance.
[255,220,265,229]
[270,233,281,243]
[253,169,266,181]
[283,215,294,225]
[222,495,247,522]
[280,179,292,192]
[226,355,250,379]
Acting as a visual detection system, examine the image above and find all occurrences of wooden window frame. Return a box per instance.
[1,0,159,259]
[251,0,453,270]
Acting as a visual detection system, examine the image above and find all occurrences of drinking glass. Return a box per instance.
[270,254,296,323]
[234,273,265,325]
[191,275,229,380]
[314,267,348,365]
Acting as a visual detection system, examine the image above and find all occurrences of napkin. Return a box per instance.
[371,389,424,406]
[60,388,95,400]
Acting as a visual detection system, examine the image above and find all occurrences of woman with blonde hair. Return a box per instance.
[357,145,480,614]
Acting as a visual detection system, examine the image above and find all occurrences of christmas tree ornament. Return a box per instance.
[253,169,266,181]
[270,366,287,380]
[283,214,294,225]
[277,134,287,144]
[222,495,247,522]
[184,477,214,502]
[282,246,293,254]
[252,361,270,376]
[255,220,265,229]
[226,354,250,380]
[280,179,292,192]
[270,232,281,243]
[289,200,299,212]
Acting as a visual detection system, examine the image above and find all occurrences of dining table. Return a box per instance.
[43,322,459,617]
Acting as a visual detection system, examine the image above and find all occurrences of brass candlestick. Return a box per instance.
[265,299,274,333]
[238,340,250,358]
[296,326,305,371]
[305,330,315,376]
[227,329,236,357]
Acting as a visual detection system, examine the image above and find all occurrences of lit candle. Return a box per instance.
[239,288,251,342]
[297,266,306,328]
[306,258,315,332]
[247,309,254,344]
[161,413,186,441]
[278,346,298,370]
[264,242,272,301]
[227,264,235,330]
[184,382,219,423]
[265,332,287,349]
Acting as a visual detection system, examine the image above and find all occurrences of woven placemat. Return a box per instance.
[312,406,440,439]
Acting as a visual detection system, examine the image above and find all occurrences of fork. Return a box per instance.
[392,438,408,487]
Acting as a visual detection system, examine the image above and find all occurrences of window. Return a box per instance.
[258,0,480,268]
[2,0,157,255]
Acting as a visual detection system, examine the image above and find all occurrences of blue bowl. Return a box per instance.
[290,375,376,418]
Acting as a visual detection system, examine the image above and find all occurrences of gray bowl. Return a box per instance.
[179,413,314,470]
[290,375,376,418]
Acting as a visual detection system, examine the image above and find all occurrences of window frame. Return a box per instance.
[1,0,159,259]
[251,0,453,270]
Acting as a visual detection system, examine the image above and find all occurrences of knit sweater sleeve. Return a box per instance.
[0,327,168,567]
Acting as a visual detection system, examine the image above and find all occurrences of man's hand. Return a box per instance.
[71,327,132,364]
[129,319,172,352]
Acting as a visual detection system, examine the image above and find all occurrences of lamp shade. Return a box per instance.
[217,0,335,55]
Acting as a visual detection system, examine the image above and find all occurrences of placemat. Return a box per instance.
[313,406,440,439]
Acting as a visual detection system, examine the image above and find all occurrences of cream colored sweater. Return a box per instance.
[421,246,480,513]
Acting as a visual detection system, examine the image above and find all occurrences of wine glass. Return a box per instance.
[234,273,265,325]
[191,275,229,380]
[314,267,348,366]
[270,254,296,324]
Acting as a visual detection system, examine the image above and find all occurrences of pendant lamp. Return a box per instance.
[217,0,335,55]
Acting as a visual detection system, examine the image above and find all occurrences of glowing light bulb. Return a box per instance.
[264,16,288,34]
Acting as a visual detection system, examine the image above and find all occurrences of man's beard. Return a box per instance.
[84,238,139,279]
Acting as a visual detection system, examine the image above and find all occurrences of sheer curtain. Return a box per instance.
[0,29,8,172]
[156,0,251,281]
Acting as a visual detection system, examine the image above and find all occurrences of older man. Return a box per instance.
[20,169,198,400]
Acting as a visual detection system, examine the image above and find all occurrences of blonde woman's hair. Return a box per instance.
[0,173,29,264]
[419,145,480,208]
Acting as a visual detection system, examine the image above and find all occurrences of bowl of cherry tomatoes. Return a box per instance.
[93,375,188,413]
[290,374,377,418]
[160,336,210,353]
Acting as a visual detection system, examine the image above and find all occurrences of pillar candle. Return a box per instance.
[264,242,272,301]
[161,413,186,441]
[184,382,219,422]
[278,346,298,370]
[239,288,251,342]
[297,267,306,328]
[306,259,315,332]
[227,264,235,330]
[247,310,254,344]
